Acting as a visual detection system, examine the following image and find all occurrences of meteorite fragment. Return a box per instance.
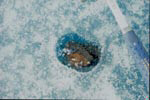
[56,33,101,72]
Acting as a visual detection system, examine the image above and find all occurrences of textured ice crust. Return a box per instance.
[0,0,149,99]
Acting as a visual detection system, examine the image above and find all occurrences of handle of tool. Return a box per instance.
[106,0,149,91]
[124,30,149,90]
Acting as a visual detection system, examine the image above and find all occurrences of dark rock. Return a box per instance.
[56,33,101,72]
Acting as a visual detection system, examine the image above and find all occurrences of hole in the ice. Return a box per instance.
[56,33,101,72]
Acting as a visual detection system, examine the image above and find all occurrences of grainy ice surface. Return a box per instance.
[0,0,149,99]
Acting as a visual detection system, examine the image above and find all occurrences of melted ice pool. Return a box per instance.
[0,0,149,99]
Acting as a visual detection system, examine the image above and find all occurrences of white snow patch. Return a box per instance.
[0,43,16,62]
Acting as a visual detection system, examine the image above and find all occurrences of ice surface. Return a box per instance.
[0,0,149,99]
